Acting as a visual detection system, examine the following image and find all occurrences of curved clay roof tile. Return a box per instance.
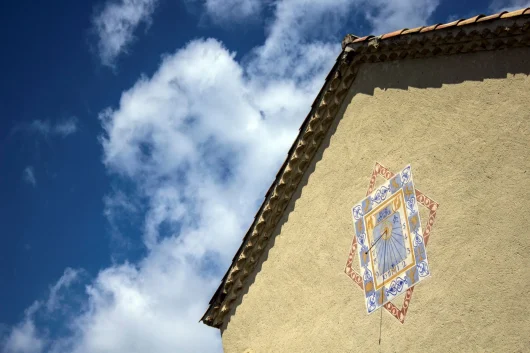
[352,35,375,43]
[477,11,507,22]
[436,19,465,30]
[420,24,441,33]
[381,29,408,39]
[457,14,485,26]
[501,8,530,17]
[401,26,425,35]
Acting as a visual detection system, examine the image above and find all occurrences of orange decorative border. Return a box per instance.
[344,162,439,323]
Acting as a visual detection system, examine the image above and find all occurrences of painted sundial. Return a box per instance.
[349,164,432,316]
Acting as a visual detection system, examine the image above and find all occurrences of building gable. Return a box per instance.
[201,9,530,339]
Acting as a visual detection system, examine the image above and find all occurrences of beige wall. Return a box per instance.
[221,47,530,353]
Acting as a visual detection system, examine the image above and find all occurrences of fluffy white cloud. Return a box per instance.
[63,259,222,352]
[7,1,440,352]
[2,319,44,353]
[74,2,345,350]
[92,0,159,67]
[490,0,530,12]
[23,166,37,187]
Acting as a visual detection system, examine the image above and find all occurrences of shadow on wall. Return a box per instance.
[353,47,530,94]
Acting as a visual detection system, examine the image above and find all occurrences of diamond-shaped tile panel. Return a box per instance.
[344,162,439,323]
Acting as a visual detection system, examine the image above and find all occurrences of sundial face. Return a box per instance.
[352,165,430,314]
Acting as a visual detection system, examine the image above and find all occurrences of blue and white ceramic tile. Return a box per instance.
[351,165,430,314]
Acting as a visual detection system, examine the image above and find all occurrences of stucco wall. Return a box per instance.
[220,47,530,353]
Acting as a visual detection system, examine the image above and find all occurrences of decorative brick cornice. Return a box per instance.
[201,9,530,329]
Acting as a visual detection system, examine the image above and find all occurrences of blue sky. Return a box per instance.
[0,0,525,352]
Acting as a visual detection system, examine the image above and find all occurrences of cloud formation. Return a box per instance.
[46,268,81,312]
[92,0,159,67]
[489,0,530,12]
[15,117,78,138]
[53,119,78,137]
[362,0,439,35]
[23,166,37,187]
[5,1,440,352]
[1,269,81,353]
[2,318,44,353]
[205,0,263,24]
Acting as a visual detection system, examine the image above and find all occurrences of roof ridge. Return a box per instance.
[342,7,530,49]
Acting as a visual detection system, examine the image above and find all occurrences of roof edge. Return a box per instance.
[341,7,530,48]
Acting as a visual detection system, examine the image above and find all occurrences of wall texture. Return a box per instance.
[220,47,530,353]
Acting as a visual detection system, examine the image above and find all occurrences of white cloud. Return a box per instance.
[7,1,440,352]
[27,120,51,136]
[17,117,78,138]
[46,268,82,313]
[66,260,223,353]
[362,0,439,35]
[2,319,44,353]
[54,118,79,137]
[23,166,36,187]
[74,2,344,349]
[104,190,138,216]
[103,190,141,251]
[1,269,81,353]
[17,118,78,188]
[205,0,263,23]
[246,0,348,81]
[183,0,263,25]
[490,0,530,12]
[92,0,159,67]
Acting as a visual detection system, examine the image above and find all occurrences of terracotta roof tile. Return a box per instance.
[436,19,464,30]
[401,26,425,35]
[501,8,529,18]
[457,14,485,26]
[340,7,530,47]
[477,12,506,22]
[381,29,408,39]
[352,35,374,43]
[420,24,441,33]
